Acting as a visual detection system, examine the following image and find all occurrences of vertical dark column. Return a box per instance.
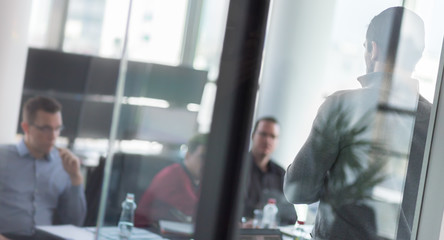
[194,0,271,239]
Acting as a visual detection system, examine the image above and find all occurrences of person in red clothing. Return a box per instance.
[135,134,208,228]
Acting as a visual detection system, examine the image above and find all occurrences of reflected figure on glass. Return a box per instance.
[0,96,86,238]
[134,133,208,228]
[284,7,431,240]
[243,117,297,226]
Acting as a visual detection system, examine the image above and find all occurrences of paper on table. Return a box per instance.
[36,225,95,240]
[85,226,165,239]
[37,225,165,240]
[279,224,313,238]
[158,220,194,235]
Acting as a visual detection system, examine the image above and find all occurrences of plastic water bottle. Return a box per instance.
[118,193,137,239]
[261,198,278,228]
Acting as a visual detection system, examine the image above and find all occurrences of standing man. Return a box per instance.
[0,96,86,237]
[284,7,430,240]
[244,116,297,225]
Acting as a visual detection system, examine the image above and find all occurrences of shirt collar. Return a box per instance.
[16,139,53,161]
[357,72,417,89]
[357,72,390,88]
[250,152,273,173]
[358,71,420,112]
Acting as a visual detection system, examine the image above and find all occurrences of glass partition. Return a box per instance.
[238,0,443,240]
[93,0,231,239]
[4,0,229,239]
[2,0,444,239]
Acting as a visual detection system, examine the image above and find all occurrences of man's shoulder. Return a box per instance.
[162,162,182,172]
[0,143,16,149]
[0,144,20,168]
[327,88,373,105]
[316,88,377,123]
[0,143,19,156]
[147,163,187,194]
[418,95,432,111]
[269,160,286,175]
[415,95,433,126]
[152,163,184,181]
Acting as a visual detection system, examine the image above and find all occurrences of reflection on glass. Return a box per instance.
[284,7,430,240]
[64,0,107,55]
[97,0,223,238]
[99,60,210,237]
[4,0,227,238]
[63,0,189,65]
[243,0,443,238]
[124,0,188,65]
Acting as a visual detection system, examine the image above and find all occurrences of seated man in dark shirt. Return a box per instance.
[244,117,297,225]
[135,134,208,228]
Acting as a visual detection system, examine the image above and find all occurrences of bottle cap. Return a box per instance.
[297,220,305,225]
[267,198,276,204]
[126,193,135,200]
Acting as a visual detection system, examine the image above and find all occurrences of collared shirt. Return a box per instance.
[0,140,86,235]
[244,153,297,225]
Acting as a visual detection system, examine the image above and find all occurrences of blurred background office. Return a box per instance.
[0,0,443,239]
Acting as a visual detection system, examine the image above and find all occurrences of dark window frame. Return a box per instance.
[194,0,271,239]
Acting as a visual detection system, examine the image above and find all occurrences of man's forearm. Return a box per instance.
[57,185,87,226]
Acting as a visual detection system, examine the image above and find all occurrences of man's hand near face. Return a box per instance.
[58,148,83,186]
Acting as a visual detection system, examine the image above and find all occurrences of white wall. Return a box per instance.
[0,0,32,144]
[254,0,337,168]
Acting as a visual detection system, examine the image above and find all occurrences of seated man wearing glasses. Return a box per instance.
[0,96,86,238]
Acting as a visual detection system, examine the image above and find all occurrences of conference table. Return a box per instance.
[2,225,165,240]
[2,223,313,240]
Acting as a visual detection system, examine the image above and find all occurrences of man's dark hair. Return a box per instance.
[187,133,208,154]
[252,116,279,135]
[366,6,425,70]
[22,96,62,123]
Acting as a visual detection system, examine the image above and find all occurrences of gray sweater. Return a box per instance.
[284,72,431,240]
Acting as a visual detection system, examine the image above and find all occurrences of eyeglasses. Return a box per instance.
[30,124,64,134]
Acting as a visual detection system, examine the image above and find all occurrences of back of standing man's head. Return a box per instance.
[366,6,425,70]
[22,96,62,124]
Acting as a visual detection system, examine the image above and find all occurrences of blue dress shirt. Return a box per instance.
[0,140,86,235]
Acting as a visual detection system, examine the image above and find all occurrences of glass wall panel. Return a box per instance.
[4,0,443,239]
[29,0,230,69]
[93,0,230,239]
[1,0,228,238]
[238,0,443,240]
